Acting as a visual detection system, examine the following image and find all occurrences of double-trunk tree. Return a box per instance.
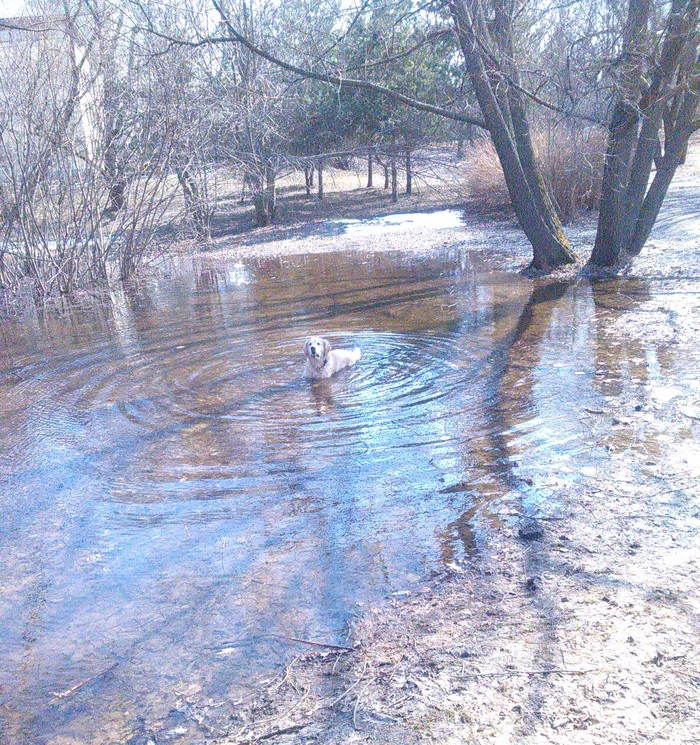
[449,0,700,271]
[591,0,700,267]
[447,0,577,272]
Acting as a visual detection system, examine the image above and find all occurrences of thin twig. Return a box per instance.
[461,667,597,678]
[51,662,118,699]
[353,675,376,730]
[253,723,307,742]
[274,634,355,652]
[325,660,368,709]
[510,511,568,522]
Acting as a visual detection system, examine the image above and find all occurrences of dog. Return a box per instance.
[304,336,361,379]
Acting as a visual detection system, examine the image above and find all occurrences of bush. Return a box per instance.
[464,126,605,223]
[463,137,512,213]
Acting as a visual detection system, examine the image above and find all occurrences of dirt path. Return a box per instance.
[173,159,700,745]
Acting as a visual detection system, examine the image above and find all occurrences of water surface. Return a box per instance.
[0,245,695,742]
[325,208,466,235]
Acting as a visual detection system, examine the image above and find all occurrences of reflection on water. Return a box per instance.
[0,246,695,742]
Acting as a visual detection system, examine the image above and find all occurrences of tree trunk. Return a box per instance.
[391,151,398,203]
[589,0,700,267]
[177,166,210,240]
[104,136,127,214]
[367,148,374,187]
[317,159,324,200]
[448,0,577,272]
[248,169,268,227]
[103,108,127,215]
[405,146,412,196]
[252,193,268,226]
[249,163,277,227]
[265,162,276,221]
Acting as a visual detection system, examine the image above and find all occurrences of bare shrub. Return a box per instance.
[0,7,203,295]
[463,136,511,212]
[537,127,605,222]
[465,127,605,222]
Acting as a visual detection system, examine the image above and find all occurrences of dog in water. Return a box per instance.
[304,336,361,379]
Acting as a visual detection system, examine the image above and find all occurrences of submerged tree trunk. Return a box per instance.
[448,0,577,272]
[590,0,700,268]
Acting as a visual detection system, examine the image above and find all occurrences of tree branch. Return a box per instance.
[138,3,487,129]
[344,29,453,73]
[508,76,606,126]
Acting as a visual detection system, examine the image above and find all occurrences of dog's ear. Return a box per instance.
[304,338,312,357]
[323,338,332,357]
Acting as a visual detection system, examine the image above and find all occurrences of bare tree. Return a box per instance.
[591,0,700,267]
[0,1,184,292]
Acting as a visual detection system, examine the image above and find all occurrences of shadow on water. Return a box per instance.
[0,246,691,742]
[502,273,698,731]
[436,280,574,560]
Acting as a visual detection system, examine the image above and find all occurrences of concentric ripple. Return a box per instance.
[103,327,485,467]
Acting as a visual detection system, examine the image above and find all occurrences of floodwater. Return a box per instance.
[0,241,696,742]
[324,209,466,236]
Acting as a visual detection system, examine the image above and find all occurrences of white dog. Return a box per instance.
[304,336,362,379]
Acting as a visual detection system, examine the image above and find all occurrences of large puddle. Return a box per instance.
[324,209,466,235]
[0,244,697,742]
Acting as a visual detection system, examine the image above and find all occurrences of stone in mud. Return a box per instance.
[518,519,544,542]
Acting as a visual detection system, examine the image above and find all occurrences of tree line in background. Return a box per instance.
[0,0,698,294]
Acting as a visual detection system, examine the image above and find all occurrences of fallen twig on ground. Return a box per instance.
[353,675,376,730]
[461,667,598,678]
[252,722,308,742]
[273,635,355,652]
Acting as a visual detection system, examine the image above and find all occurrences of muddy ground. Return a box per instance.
[158,159,700,745]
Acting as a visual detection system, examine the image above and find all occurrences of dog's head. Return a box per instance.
[304,336,331,365]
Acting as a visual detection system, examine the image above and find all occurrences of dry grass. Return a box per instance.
[464,127,606,223]
[538,127,605,221]
[463,136,513,214]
